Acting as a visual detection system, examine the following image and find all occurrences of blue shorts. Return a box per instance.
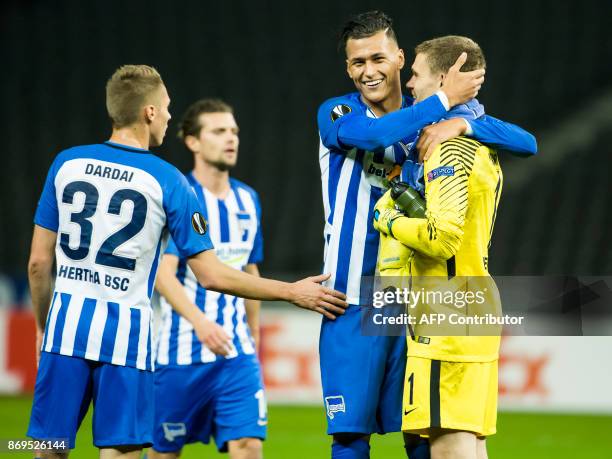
[27,351,154,449]
[153,353,266,453]
[319,305,406,435]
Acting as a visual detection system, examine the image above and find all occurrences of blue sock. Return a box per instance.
[404,438,430,459]
[331,438,370,459]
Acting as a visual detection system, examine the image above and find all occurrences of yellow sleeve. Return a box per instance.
[391,141,470,259]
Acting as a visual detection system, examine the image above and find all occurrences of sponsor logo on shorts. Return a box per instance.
[404,407,418,416]
[325,395,346,419]
[162,422,187,442]
[427,165,455,182]
[191,212,208,235]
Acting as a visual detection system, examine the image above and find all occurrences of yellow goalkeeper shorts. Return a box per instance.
[402,356,498,437]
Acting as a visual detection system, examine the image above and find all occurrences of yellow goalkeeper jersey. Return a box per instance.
[378,136,503,362]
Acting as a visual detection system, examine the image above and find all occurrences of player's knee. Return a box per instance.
[475,437,488,459]
[332,432,370,446]
[230,437,262,459]
[429,442,453,459]
[429,434,473,459]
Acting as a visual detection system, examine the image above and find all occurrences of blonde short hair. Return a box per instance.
[106,65,164,128]
[415,36,486,74]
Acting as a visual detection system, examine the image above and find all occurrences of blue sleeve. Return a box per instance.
[247,191,263,265]
[318,94,448,152]
[469,115,538,156]
[164,237,180,257]
[34,156,61,232]
[164,173,214,258]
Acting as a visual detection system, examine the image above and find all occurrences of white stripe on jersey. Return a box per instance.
[111,303,131,366]
[234,298,255,355]
[137,309,150,370]
[176,314,193,365]
[199,287,218,364]
[155,302,172,366]
[43,294,61,353]
[204,190,221,242]
[235,187,259,250]
[222,296,238,358]
[225,191,242,243]
[85,300,108,361]
[319,137,331,264]
[58,295,82,355]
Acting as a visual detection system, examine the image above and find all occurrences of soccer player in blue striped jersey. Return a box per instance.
[150,99,266,459]
[317,11,537,459]
[27,66,347,459]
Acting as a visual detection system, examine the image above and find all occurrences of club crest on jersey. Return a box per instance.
[331,104,352,122]
[191,212,208,235]
[162,422,186,442]
[427,165,455,182]
[325,395,346,419]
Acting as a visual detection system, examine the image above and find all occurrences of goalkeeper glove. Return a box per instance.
[373,190,404,237]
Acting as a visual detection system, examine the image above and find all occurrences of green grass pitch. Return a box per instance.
[2,396,611,458]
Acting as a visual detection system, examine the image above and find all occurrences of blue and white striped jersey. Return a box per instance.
[34,142,214,371]
[156,174,263,366]
[318,93,427,305]
[317,91,537,304]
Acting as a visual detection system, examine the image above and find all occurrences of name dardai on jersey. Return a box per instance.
[34,142,213,371]
[84,163,135,182]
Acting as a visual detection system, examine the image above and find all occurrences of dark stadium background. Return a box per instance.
[1,0,611,278]
[2,2,612,458]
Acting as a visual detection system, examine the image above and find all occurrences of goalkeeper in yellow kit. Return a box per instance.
[374,36,505,459]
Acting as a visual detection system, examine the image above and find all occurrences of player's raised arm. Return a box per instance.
[318,94,447,152]
[416,115,538,161]
[468,114,537,155]
[186,250,347,320]
[155,253,232,356]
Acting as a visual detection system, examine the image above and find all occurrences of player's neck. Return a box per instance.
[109,125,150,150]
[361,89,403,117]
[192,161,231,200]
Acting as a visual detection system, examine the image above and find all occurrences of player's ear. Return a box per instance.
[185,135,200,154]
[438,72,447,88]
[144,104,156,124]
[345,59,352,78]
[397,48,405,70]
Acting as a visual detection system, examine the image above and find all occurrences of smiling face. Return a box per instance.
[345,30,405,108]
[188,112,239,171]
